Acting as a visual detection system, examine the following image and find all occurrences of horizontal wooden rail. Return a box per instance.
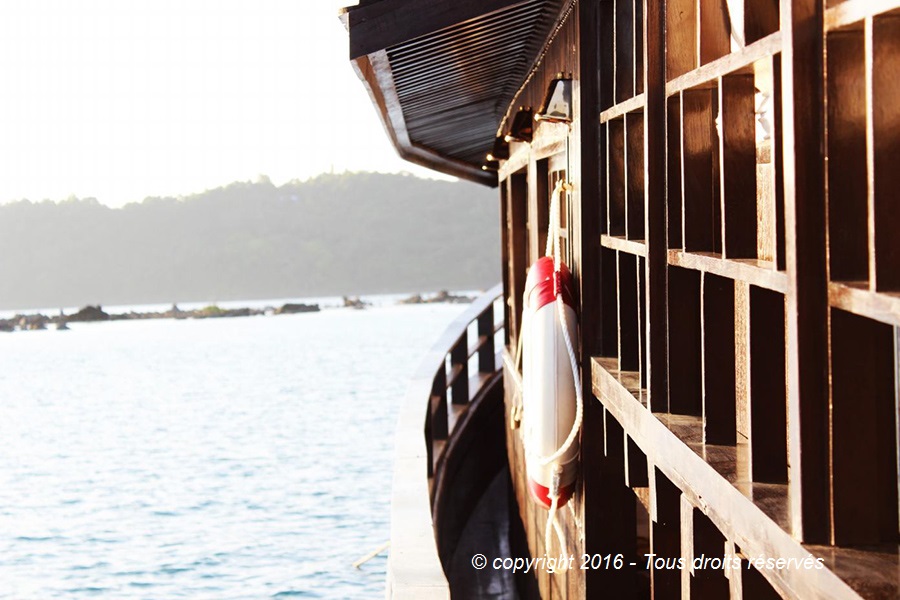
[386,284,503,599]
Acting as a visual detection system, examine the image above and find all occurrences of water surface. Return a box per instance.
[0,303,466,598]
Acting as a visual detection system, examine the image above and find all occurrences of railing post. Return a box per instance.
[477,305,496,374]
[450,332,469,405]
[431,366,448,440]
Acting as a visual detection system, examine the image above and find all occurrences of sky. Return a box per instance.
[0,0,449,208]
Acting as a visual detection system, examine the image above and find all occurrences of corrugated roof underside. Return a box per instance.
[387,0,563,166]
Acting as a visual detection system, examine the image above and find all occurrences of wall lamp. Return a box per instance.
[535,74,573,124]
[504,107,533,143]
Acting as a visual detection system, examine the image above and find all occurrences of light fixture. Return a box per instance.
[481,159,500,172]
[486,136,509,162]
[504,107,533,143]
[535,74,573,124]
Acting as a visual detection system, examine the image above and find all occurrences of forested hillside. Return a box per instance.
[0,173,500,310]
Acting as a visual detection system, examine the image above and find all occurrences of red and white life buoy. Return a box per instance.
[522,255,580,510]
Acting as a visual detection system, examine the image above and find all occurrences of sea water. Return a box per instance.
[0,302,468,599]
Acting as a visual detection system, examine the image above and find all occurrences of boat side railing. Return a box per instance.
[386,283,504,599]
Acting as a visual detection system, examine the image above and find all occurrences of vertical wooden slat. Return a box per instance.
[773,55,786,271]
[782,0,830,543]
[720,74,759,260]
[639,256,648,389]
[644,0,667,411]
[431,366,449,440]
[501,180,512,348]
[826,30,868,282]
[756,58,777,263]
[450,333,469,405]
[735,282,751,439]
[477,308,495,374]
[703,273,737,445]
[576,5,606,596]
[872,16,900,291]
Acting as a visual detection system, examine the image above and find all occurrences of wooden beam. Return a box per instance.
[348,0,533,59]
[644,0,667,410]
[781,0,830,544]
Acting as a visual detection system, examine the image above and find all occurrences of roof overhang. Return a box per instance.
[342,0,565,187]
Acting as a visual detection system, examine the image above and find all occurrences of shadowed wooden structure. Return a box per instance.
[345,1,900,598]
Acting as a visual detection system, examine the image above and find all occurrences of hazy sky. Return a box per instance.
[0,0,448,208]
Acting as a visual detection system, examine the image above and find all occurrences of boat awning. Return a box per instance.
[341,0,565,187]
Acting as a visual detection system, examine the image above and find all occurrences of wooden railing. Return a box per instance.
[386,284,504,599]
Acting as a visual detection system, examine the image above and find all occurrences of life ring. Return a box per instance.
[522,255,579,509]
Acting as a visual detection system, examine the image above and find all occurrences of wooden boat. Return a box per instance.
[342,1,900,598]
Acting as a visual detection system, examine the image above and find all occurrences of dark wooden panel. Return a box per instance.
[742,562,783,599]
[744,0,780,44]
[699,0,731,65]
[593,410,641,595]
[749,286,788,483]
[626,435,649,488]
[703,273,737,445]
[682,89,720,253]
[831,308,899,545]
[665,0,697,79]
[826,30,868,282]
[534,158,551,264]
[609,119,628,236]
[599,0,616,112]
[619,252,641,372]
[720,74,759,259]
[668,266,702,416]
[509,171,529,350]
[634,0,645,96]
[650,468,681,599]
[615,0,636,103]
[625,111,646,241]
[872,16,900,291]
[601,248,620,357]
[689,510,729,598]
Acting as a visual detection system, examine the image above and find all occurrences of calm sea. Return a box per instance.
[0,301,468,599]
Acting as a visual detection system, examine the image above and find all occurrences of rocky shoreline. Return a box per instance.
[0,290,474,333]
